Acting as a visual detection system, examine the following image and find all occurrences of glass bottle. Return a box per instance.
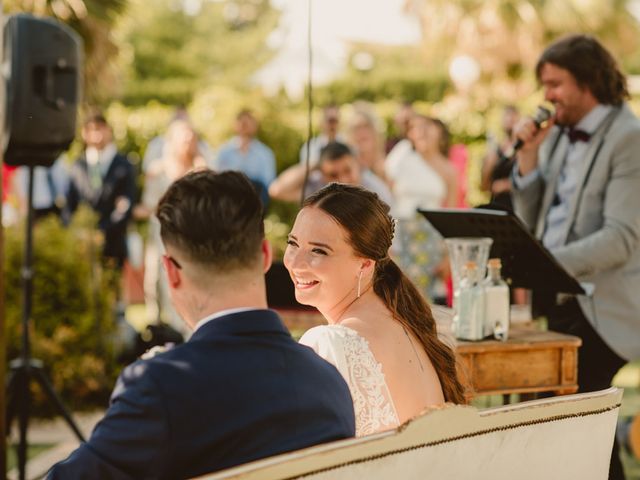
[483,258,510,341]
[454,261,485,341]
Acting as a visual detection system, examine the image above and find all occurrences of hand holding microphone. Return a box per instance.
[511,105,555,176]
[512,106,553,152]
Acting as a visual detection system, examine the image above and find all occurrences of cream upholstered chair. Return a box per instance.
[196,387,622,480]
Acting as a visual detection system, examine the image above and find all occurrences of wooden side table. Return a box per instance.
[456,327,581,399]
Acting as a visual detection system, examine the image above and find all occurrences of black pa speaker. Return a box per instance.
[2,14,82,167]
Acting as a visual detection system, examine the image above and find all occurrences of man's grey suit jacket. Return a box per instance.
[513,103,640,361]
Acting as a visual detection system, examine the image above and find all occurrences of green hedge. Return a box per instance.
[4,208,119,414]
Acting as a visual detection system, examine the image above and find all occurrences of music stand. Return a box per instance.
[418,208,584,296]
[6,166,85,480]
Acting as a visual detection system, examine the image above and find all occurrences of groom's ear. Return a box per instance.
[261,239,273,273]
[163,255,182,289]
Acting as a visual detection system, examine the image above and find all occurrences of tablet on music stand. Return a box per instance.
[418,208,584,295]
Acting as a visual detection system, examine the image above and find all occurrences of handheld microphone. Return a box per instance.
[510,105,553,154]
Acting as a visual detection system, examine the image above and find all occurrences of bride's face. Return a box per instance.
[284,206,364,317]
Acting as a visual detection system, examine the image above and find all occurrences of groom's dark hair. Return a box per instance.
[157,170,264,271]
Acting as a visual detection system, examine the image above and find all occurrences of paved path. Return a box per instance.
[7,411,103,480]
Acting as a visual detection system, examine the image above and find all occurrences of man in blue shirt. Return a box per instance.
[216,109,276,205]
[269,141,393,207]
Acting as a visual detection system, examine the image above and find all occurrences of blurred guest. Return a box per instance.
[448,144,469,208]
[137,119,207,335]
[347,103,387,182]
[68,113,136,269]
[14,155,70,223]
[299,104,345,167]
[617,415,640,462]
[387,115,457,215]
[480,105,520,210]
[385,115,457,304]
[270,141,392,205]
[143,105,214,173]
[385,101,414,154]
[2,164,16,200]
[2,163,19,226]
[215,109,275,206]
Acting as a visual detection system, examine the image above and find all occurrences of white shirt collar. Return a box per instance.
[192,307,260,334]
[86,143,118,174]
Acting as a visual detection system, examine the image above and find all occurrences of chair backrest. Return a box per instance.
[196,387,622,480]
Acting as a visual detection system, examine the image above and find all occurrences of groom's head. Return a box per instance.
[156,170,271,324]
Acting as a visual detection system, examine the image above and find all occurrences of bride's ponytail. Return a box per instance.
[374,258,466,404]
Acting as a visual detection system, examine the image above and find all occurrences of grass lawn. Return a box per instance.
[617,361,640,480]
[622,447,640,480]
[7,443,54,472]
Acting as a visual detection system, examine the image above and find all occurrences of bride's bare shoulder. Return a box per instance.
[340,312,398,343]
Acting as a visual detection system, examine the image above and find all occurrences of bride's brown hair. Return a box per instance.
[303,183,466,404]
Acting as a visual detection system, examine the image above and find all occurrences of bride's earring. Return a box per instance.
[357,270,363,298]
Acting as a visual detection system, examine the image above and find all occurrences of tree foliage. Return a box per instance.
[314,43,450,106]
[117,0,280,105]
[4,0,127,104]
[406,0,640,103]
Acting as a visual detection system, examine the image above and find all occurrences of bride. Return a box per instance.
[284,183,465,437]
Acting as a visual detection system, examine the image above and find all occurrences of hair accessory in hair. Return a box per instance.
[377,255,392,265]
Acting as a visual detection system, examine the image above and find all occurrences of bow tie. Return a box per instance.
[567,127,591,144]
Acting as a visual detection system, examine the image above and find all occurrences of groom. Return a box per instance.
[48,170,355,479]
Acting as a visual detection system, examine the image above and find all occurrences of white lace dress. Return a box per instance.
[299,324,400,437]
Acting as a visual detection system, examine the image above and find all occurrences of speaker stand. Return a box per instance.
[5,165,85,480]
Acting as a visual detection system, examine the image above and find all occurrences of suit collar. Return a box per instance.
[188,309,289,342]
[537,105,622,240]
[192,307,257,333]
[573,104,613,135]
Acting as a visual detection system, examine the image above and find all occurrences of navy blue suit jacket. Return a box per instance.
[47,310,355,479]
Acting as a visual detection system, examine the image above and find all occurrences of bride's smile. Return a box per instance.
[293,278,319,289]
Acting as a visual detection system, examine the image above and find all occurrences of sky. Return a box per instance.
[254,0,422,98]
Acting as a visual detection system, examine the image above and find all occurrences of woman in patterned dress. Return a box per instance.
[385,115,457,304]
